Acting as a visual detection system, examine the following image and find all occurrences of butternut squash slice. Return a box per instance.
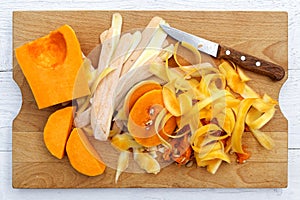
[15,24,90,109]
[123,80,162,116]
[43,106,74,159]
[66,128,106,176]
[127,89,176,147]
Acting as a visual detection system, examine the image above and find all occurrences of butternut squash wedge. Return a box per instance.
[66,128,106,176]
[43,106,74,159]
[15,24,90,109]
[127,89,176,147]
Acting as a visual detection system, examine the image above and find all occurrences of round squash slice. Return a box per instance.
[123,80,162,116]
[127,89,176,147]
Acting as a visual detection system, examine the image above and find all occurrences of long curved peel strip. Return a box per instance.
[115,151,130,183]
[231,98,256,154]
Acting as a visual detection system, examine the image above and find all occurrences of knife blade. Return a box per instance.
[160,24,285,81]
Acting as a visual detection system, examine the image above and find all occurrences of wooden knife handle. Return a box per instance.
[218,45,285,81]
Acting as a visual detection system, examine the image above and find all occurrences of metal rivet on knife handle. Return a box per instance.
[218,45,285,81]
[256,61,261,67]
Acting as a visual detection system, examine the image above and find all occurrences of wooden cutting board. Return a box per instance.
[12,11,288,188]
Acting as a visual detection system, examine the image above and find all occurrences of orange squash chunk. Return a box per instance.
[127,89,176,147]
[123,80,162,116]
[66,128,106,176]
[43,106,74,159]
[15,25,90,109]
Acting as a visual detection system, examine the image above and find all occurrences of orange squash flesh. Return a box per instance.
[66,128,106,176]
[127,89,176,147]
[15,24,90,109]
[43,106,74,159]
[123,80,162,116]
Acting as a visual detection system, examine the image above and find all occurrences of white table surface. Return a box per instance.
[1,0,300,199]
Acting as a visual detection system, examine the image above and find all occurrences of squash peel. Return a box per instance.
[231,98,256,154]
[114,37,278,175]
[162,81,181,117]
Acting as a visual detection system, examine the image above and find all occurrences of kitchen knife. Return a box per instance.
[160,24,285,81]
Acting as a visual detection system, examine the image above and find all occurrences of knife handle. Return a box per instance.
[218,45,285,81]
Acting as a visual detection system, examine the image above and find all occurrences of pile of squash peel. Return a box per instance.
[15,13,278,182]
[110,42,277,178]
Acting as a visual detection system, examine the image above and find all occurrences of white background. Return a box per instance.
[1,0,300,199]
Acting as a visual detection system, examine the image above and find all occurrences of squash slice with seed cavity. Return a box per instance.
[123,80,162,117]
[15,24,90,109]
[127,89,176,147]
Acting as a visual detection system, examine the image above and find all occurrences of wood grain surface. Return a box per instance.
[12,11,288,188]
